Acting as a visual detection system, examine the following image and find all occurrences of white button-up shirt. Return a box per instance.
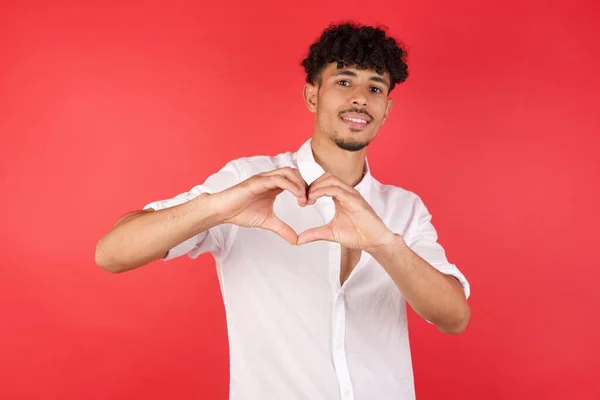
[144,138,470,400]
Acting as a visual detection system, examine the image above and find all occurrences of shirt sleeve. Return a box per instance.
[407,197,471,300]
[142,159,244,261]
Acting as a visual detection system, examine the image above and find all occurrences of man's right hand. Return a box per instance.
[211,167,308,245]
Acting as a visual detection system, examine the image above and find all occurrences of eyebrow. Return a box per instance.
[332,69,390,88]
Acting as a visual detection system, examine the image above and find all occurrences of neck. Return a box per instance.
[310,135,367,188]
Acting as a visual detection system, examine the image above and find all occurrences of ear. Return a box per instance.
[382,98,394,125]
[303,83,318,113]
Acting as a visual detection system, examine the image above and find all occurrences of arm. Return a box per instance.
[95,165,309,274]
[295,172,470,334]
[95,193,222,273]
[368,235,470,334]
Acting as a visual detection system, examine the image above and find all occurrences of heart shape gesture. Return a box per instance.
[214,167,396,253]
[296,171,395,253]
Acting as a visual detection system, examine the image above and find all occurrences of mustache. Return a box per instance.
[339,108,374,121]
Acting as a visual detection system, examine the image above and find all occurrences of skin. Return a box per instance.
[95,61,470,334]
[302,62,394,187]
[297,62,471,334]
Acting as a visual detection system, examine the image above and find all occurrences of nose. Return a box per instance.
[350,87,368,107]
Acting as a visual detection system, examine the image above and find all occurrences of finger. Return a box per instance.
[308,185,355,205]
[259,175,306,202]
[291,168,309,193]
[263,167,308,193]
[297,225,335,245]
[262,215,298,245]
[262,167,308,205]
[290,168,310,207]
[284,168,310,206]
[277,167,308,188]
[308,171,333,188]
[307,174,356,205]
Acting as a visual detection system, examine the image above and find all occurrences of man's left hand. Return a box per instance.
[296,172,398,253]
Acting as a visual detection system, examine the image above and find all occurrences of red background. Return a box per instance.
[1,1,599,399]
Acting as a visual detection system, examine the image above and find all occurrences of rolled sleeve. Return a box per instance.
[407,197,471,300]
[143,159,243,261]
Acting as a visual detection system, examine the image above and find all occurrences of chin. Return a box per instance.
[333,136,370,152]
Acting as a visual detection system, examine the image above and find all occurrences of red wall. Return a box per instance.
[1,1,598,399]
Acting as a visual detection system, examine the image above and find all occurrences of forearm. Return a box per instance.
[95,193,222,273]
[368,234,470,334]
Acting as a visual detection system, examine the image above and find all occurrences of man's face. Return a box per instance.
[304,63,394,152]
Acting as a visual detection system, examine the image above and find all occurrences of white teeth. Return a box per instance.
[344,117,367,124]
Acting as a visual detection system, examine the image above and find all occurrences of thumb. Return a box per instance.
[297,225,335,245]
[262,215,298,245]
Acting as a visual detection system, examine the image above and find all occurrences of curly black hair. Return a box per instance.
[301,22,409,92]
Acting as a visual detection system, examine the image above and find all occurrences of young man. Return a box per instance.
[96,22,471,400]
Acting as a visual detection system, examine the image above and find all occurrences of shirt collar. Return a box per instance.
[296,138,372,201]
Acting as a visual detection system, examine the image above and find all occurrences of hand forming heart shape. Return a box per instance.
[215,167,396,253]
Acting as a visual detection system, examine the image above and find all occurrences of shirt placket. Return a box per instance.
[321,198,355,400]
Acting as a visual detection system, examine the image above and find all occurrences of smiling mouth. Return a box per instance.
[340,115,371,130]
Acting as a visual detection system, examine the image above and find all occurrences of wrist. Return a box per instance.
[366,231,407,258]
[191,192,226,228]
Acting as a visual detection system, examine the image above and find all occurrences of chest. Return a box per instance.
[229,193,382,289]
[339,246,362,286]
